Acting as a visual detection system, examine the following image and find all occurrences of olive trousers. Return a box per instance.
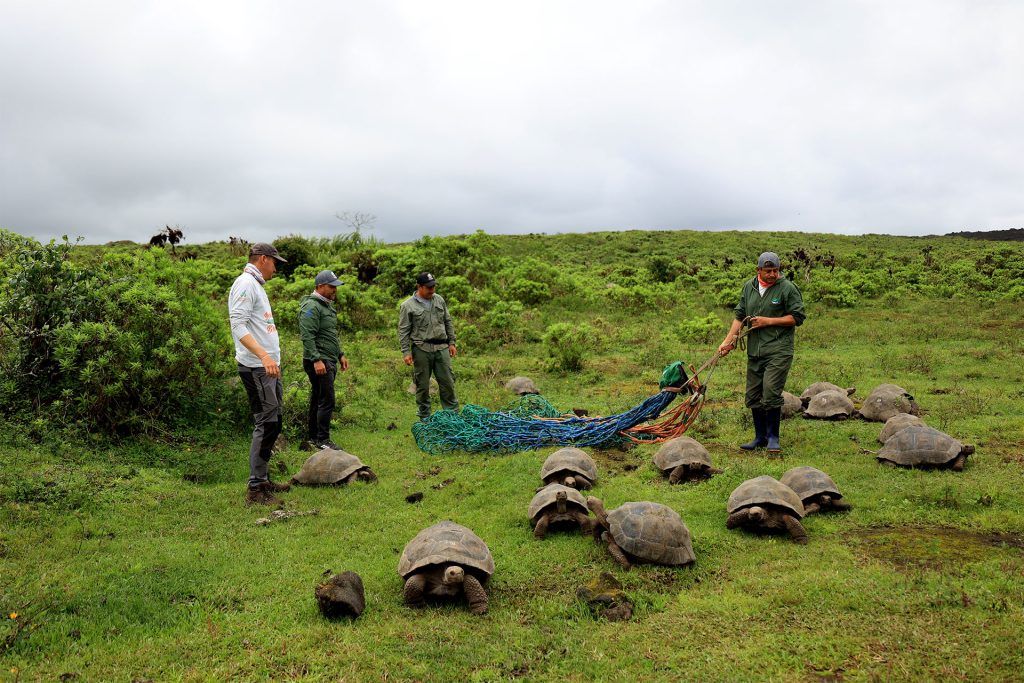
[744,353,793,410]
[412,346,459,419]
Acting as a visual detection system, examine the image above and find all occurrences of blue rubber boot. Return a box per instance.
[740,409,768,450]
[765,407,782,454]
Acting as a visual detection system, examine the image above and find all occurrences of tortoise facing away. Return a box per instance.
[540,447,598,490]
[780,466,852,514]
[726,476,808,543]
[586,498,695,570]
[505,376,540,395]
[652,436,722,484]
[781,391,804,419]
[859,383,920,422]
[800,382,855,407]
[528,484,593,538]
[290,449,377,486]
[878,413,926,444]
[876,426,974,471]
[315,570,365,619]
[803,389,856,420]
[397,521,494,615]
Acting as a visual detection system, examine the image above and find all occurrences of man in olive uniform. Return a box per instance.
[299,270,350,450]
[398,272,459,421]
[718,252,805,454]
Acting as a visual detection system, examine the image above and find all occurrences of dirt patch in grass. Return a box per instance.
[847,526,1024,572]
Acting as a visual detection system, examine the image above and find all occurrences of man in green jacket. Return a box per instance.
[299,270,350,450]
[718,252,806,454]
[398,272,459,421]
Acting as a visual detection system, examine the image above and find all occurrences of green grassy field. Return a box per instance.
[2,232,1024,682]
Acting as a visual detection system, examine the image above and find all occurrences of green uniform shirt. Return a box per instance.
[298,293,343,363]
[398,294,456,355]
[734,277,806,357]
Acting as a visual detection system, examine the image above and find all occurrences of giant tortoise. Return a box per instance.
[781,391,804,419]
[726,476,808,543]
[290,449,377,486]
[397,521,494,615]
[528,484,592,538]
[859,383,920,422]
[803,389,856,420]
[876,426,974,471]
[540,447,598,490]
[652,436,722,484]
[505,376,540,395]
[586,498,695,570]
[878,413,926,444]
[780,466,852,514]
[800,382,855,407]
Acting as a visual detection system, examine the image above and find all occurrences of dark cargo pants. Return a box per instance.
[238,364,283,488]
[744,353,793,410]
[303,358,337,443]
[412,346,459,419]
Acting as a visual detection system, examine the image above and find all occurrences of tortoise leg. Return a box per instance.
[606,538,632,570]
[803,501,821,515]
[831,499,853,512]
[574,511,593,536]
[783,515,809,544]
[576,476,593,490]
[403,574,427,608]
[707,467,723,476]
[668,465,686,485]
[726,510,750,530]
[463,574,488,615]
[951,454,966,471]
[533,515,550,540]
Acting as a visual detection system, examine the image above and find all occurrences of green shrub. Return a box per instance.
[480,301,525,344]
[542,322,595,372]
[677,312,721,344]
[272,235,315,279]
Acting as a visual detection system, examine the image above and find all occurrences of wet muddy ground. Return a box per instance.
[847,526,1024,572]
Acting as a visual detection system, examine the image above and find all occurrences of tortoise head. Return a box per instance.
[563,475,577,488]
[586,496,609,527]
[356,469,377,483]
[962,444,976,456]
[747,506,766,522]
[555,489,568,513]
[820,494,833,506]
[443,566,465,585]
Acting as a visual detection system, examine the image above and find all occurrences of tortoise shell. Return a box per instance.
[781,391,804,418]
[878,413,926,444]
[291,449,371,485]
[780,466,843,502]
[727,476,805,517]
[652,436,713,473]
[505,376,540,395]
[859,383,919,422]
[803,389,855,419]
[397,521,495,579]
[800,382,853,402]
[528,484,589,524]
[540,448,598,483]
[607,502,695,566]
[876,426,969,468]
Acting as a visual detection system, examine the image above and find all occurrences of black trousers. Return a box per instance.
[303,358,337,443]
[238,364,283,488]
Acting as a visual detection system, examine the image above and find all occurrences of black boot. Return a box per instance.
[765,407,782,454]
[740,409,768,450]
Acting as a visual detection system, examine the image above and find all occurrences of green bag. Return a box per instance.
[659,361,691,393]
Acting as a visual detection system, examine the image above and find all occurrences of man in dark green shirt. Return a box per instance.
[299,270,350,450]
[718,252,806,454]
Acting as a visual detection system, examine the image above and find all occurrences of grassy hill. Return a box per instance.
[2,228,1023,681]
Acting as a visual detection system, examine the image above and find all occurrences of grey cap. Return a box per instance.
[250,242,287,263]
[757,252,780,269]
[315,270,343,287]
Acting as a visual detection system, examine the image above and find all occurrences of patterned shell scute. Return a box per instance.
[781,391,804,418]
[398,521,495,578]
[293,449,366,484]
[878,414,925,444]
[727,476,805,517]
[780,467,842,501]
[877,426,963,466]
[860,384,917,422]
[652,436,712,471]
[528,484,589,523]
[607,502,695,566]
[805,389,855,418]
[541,448,598,482]
[505,376,540,395]
[800,382,845,401]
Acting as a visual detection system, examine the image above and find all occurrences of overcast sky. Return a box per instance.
[1,1,1022,245]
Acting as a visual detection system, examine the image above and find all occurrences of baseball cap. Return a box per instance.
[315,270,343,287]
[250,242,287,263]
[416,272,437,287]
[757,252,780,269]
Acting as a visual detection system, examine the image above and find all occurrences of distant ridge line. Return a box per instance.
[945,228,1024,241]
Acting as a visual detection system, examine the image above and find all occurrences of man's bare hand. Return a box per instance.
[403,355,414,366]
[340,356,349,371]
[313,360,327,376]
[449,344,457,358]
[262,356,281,378]
[749,316,772,329]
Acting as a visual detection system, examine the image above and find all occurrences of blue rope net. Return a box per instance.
[411,391,678,455]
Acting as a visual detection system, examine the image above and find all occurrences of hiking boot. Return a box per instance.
[740,408,768,450]
[245,483,283,507]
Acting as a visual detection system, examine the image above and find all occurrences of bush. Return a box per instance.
[677,312,721,344]
[272,235,315,279]
[542,322,595,372]
[480,301,525,344]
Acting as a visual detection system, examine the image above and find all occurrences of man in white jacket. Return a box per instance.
[229,242,289,505]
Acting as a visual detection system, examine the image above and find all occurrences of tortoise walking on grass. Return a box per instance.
[878,413,926,444]
[780,466,852,514]
[726,476,808,544]
[781,391,804,418]
[505,376,540,395]
[876,426,974,471]
[540,447,598,490]
[652,437,722,484]
[398,521,494,615]
[800,382,855,407]
[528,484,593,538]
[290,449,377,486]
[586,498,695,570]
[803,389,856,420]
[860,383,920,422]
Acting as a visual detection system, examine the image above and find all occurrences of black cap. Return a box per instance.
[416,272,436,287]
[250,242,287,263]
